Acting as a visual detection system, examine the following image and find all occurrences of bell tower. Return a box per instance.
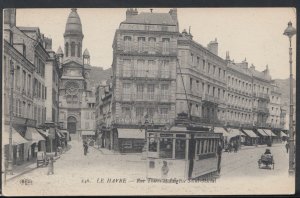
[64,8,84,62]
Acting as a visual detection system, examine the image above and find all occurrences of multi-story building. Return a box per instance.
[177,31,227,127]
[107,8,179,152]
[44,38,60,125]
[3,9,51,166]
[267,82,282,128]
[57,8,95,140]
[225,56,254,128]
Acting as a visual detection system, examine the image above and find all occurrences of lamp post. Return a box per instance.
[283,21,296,175]
[7,60,15,175]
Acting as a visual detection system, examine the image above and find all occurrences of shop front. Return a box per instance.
[241,129,259,146]
[255,129,269,144]
[114,128,146,153]
[263,129,278,144]
[25,127,46,160]
[3,125,29,166]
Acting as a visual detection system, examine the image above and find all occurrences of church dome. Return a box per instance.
[64,8,83,37]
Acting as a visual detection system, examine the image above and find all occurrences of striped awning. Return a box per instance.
[263,129,277,137]
[281,131,288,137]
[118,128,145,139]
[242,129,259,138]
[2,125,29,145]
[256,129,268,137]
[25,127,45,144]
[227,128,245,139]
[214,127,229,137]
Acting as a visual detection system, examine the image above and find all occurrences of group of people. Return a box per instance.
[224,141,239,153]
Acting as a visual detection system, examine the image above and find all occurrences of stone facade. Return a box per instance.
[57,9,95,138]
[110,8,179,127]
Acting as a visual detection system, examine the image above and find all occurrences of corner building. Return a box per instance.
[109,8,179,152]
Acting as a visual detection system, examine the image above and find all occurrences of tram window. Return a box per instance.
[175,139,186,159]
[204,140,207,153]
[208,140,211,153]
[159,138,173,158]
[148,136,158,152]
[176,134,186,138]
[200,140,204,154]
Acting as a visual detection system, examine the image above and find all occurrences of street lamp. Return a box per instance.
[7,59,15,175]
[283,21,296,175]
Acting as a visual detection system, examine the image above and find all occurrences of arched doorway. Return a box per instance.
[67,116,77,134]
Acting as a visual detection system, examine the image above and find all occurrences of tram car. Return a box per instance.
[146,125,223,180]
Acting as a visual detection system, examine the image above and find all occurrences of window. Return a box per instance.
[77,42,81,57]
[207,63,210,74]
[124,36,132,52]
[22,70,26,92]
[85,122,90,129]
[161,84,169,99]
[191,53,194,64]
[138,37,146,52]
[147,84,155,100]
[161,108,168,118]
[197,57,200,66]
[190,78,193,91]
[202,60,206,70]
[213,65,216,75]
[122,83,131,100]
[148,133,158,152]
[65,42,69,57]
[159,134,173,158]
[148,37,156,54]
[136,59,145,77]
[175,138,186,159]
[70,42,75,56]
[136,107,144,117]
[162,38,170,54]
[23,101,26,117]
[136,84,144,99]
[27,74,31,96]
[218,68,221,78]
[146,108,154,118]
[213,87,215,97]
[122,107,131,118]
[161,60,169,78]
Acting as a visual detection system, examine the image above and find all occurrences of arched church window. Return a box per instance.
[65,42,69,57]
[77,43,81,57]
[71,42,75,56]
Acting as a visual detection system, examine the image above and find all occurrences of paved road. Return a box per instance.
[3,140,294,196]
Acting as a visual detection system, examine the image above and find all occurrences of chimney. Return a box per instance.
[241,57,248,68]
[182,29,193,40]
[44,37,52,50]
[250,64,255,70]
[4,9,16,27]
[126,8,138,19]
[225,51,230,61]
[169,8,178,21]
[207,38,218,56]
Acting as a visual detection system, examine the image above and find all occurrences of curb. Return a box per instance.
[5,156,61,182]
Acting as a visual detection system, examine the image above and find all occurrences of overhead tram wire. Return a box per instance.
[176,59,191,121]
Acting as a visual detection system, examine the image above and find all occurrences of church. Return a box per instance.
[57,8,96,140]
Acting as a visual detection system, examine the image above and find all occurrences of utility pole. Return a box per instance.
[7,60,14,175]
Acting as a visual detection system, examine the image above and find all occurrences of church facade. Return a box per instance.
[57,8,95,139]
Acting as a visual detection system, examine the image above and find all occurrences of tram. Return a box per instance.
[146,125,223,180]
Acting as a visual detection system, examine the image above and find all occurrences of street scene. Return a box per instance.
[2,8,296,195]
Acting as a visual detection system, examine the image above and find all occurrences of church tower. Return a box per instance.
[58,8,95,139]
[64,8,84,64]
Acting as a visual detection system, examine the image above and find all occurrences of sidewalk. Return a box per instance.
[3,155,61,182]
[92,145,119,155]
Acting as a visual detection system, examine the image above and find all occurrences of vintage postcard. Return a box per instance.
[2,7,296,195]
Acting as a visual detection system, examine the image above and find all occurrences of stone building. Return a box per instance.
[267,82,283,128]
[107,8,179,152]
[57,8,95,140]
[225,57,254,128]
[2,9,51,166]
[177,31,227,127]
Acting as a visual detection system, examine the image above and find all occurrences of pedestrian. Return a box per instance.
[234,142,238,153]
[161,161,169,179]
[285,142,289,153]
[217,142,223,174]
[83,141,88,155]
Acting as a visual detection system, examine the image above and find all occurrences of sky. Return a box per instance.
[15,8,296,79]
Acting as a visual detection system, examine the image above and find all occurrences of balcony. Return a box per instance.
[257,93,270,100]
[115,116,172,125]
[202,94,219,104]
[120,94,172,103]
[121,70,172,79]
[116,44,177,57]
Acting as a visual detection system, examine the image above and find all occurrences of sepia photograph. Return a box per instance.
[1,7,296,195]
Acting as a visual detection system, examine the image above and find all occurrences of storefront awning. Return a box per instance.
[263,129,277,137]
[25,127,45,143]
[281,131,288,137]
[242,129,259,138]
[56,131,63,138]
[82,131,95,136]
[214,127,229,137]
[37,129,49,137]
[256,129,268,137]
[118,129,145,139]
[227,128,245,139]
[2,125,29,145]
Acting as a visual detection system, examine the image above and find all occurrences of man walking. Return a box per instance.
[285,141,289,153]
[217,142,223,174]
[83,141,88,155]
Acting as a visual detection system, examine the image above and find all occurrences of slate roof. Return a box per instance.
[122,12,176,25]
